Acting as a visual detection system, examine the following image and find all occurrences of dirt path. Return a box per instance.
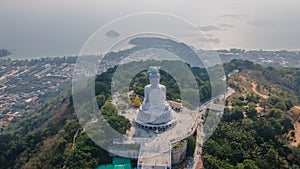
[294,106,300,111]
[251,82,269,99]
[291,122,300,147]
[195,156,203,169]
[291,106,300,147]
[72,128,81,150]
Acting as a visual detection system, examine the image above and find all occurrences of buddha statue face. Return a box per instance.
[149,68,160,87]
[150,77,160,86]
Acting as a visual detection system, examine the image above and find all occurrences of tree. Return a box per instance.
[247,102,256,109]
[186,135,196,157]
[280,117,294,133]
[232,99,244,107]
[246,94,258,104]
[231,107,244,121]
[101,102,118,116]
[108,115,131,134]
[283,99,293,110]
[236,159,259,169]
[95,82,110,96]
[223,107,244,122]
[292,147,300,166]
[268,109,282,119]
[132,95,141,107]
[96,94,106,108]
[203,154,235,169]
[265,148,279,168]
[269,118,282,135]
[275,101,287,111]
[269,96,279,105]
[100,102,131,134]
[246,107,257,120]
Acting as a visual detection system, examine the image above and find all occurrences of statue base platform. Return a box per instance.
[135,109,178,129]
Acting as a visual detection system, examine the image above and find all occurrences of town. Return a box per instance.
[0,57,76,130]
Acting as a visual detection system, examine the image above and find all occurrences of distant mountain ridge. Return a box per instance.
[102,37,300,69]
[102,37,205,67]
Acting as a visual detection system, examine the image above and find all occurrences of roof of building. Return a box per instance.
[113,157,131,165]
[96,157,136,169]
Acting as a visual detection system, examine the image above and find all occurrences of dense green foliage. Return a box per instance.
[100,102,131,134]
[203,60,300,169]
[0,93,108,168]
[262,66,300,101]
[2,59,300,168]
[0,90,129,168]
[204,109,296,168]
[186,134,197,157]
[99,61,225,105]
[225,59,300,102]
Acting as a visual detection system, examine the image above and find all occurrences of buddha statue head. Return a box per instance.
[149,67,160,87]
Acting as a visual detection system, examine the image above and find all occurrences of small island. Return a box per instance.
[0,49,12,57]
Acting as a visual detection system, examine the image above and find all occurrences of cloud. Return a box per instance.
[220,14,248,19]
[197,24,235,32]
[219,23,235,28]
[198,25,223,32]
[179,32,220,44]
[182,23,234,44]
[193,37,221,44]
[105,30,120,38]
[247,21,271,27]
[207,38,220,44]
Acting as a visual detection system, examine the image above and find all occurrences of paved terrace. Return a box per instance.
[122,107,197,168]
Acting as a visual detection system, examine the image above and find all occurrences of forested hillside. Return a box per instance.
[0,91,115,168]
[203,60,300,168]
[1,60,300,168]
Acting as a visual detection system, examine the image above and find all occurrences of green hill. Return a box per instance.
[0,92,112,169]
[203,60,300,169]
[1,60,300,168]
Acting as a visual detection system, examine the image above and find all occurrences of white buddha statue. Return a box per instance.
[138,67,172,124]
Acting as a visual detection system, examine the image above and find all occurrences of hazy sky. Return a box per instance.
[1,0,300,58]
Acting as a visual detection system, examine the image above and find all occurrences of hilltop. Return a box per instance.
[203,59,300,168]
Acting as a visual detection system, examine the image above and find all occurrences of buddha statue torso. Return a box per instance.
[142,84,169,111]
[138,67,172,124]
